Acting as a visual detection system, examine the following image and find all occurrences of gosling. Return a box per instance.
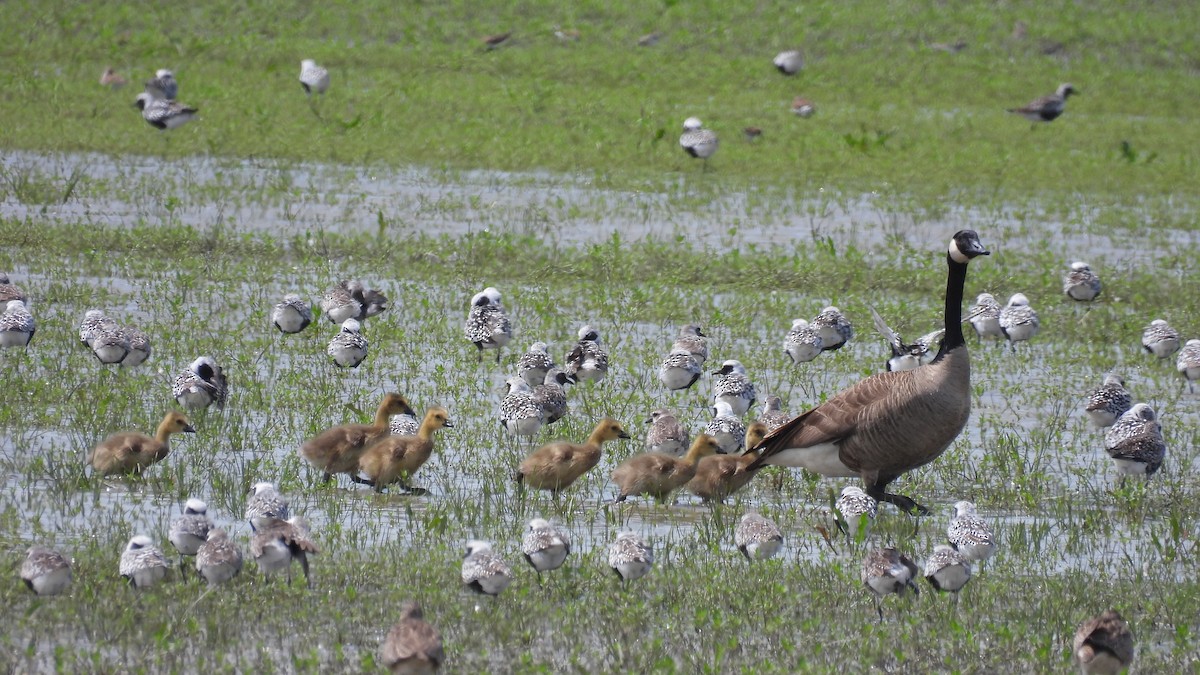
[358,407,453,492]
[299,393,414,484]
[686,423,769,503]
[611,434,721,503]
[88,411,195,476]
[516,417,631,494]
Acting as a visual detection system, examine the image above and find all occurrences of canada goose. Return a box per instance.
[791,97,816,118]
[645,408,689,456]
[565,325,609,383]
[464,287,513,363]
[756,396,791,432]
[299,392,415,484]
[500,377,544,436]
[749,230,990,515]
[272,294,313,334]
[811,306,853,351]
[144,68,177,100]
[679,117,718,166]
[517,341,555,387]
[734,512,783,561]
[712,360,756,416]
[706,401,747,454]
[923,544,971,593]
[671,324,709,364]
[947,501,996,562]
[861,547,919,621]
[327,318,369,368]
[1007,83,1078,125]
[999,293,1039,349]
[134,93,197,130]
[88,411,195,476]
[869,305,944,372]
[461,540,512,596]
[968,293,1003,341]
[172,356,228,410]
[686,425,767,503]
[516,417,631,493]
[20,546,71,596]
[0,273,24,304]
[120,535,170,589]
[168,498,213,572]
[252,516,319,587]
[1142,319,1180,359]
[1178,339,1200,393]
[1104,403,1166,480]
[358,407,453,491]
[608,531,653,582]
[659,348,702,391]
[1063,262,1102,302]
[835,485,878,541]
[246,482,290,532]
[611,434,720,503]
[0,299,34,347]
[321,280,388,324]
[1084,373,1132,428]
[784,318,824,363]
[1073,609,1134,675]
[195,529,243,586]
[380,602,445,674]
[531,368,570,425]
[299,59,329,96]
[521,518,572,579]
[773,50,803,75]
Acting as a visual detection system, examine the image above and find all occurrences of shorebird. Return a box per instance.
[500,377,544,436]
[120,535,170,589]
[784,318,824,363]
[659,348,702,391]
[835,485,878,542]
[1178,339,1200,393]
[743,126,763,141]
[272,294,313,334]
[947,501,996,562]
[679,117,718,168]
[0,273,26,304]
[553,26,581,42]
[637,32,662,47]
[773,50,804,75]
[172,355,228,410]
[327,318,369,368]
[734,512,783,561]
[869,305,944,372]
[1063,262,1102,302]
[461,540,513,596]
[712,359,757,416]
[134,93,197,130]
[1104,403,1166,481]
[705,401,748,454]
[1007,83,1078,126]
[100,67,127,89]
[811,306,854,351]
[380,602,445,673]
[1084,373,1133,428]
[791,97,816,118]
[608,531,653,583]
[756,395,791,432]
[0,299,35,347]
[928,40,968,54]
[195,529,243,586]
[168,498,214,573]
[319,280,387,324]
[246,481,290,531]
[464,287,513,363]
[89,318,129,364]
[532,368,571,425]
[120,325,152,366]
[645,408,690,456]
[20,545,72,596]
[251,517,319,587]
[669,323,708,363]
[482,32,512,50]
[1073,609,1134,675]
[390,410,421,437]
[299,59,330,96]
[968,292,1004,341]
[999,293,1040,350]
[78,309,108,347]
[862,547,919,621]
[565,325,608,383]
[144,69,178,100]
[521,518,572,580]
[923,544,971,593]
[1142,319,1180,359]
[517,342,556,387]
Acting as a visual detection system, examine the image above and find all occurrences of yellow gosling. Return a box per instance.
[299,393,414,484]
[359,407,453,492]
[516,418,631,494]
[687,422,769,503]
[611,434,721,503]
[88,411,195,476]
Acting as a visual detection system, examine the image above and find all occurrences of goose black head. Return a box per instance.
[948,230,989,264]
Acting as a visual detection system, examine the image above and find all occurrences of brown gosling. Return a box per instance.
[611,434,721,503]
[516,418,631,494]
[88,411,195,476]
[687,423,769,503]
[1073,609,1134,675]
[380,601,445,674]
[299,393,414,484]
[358,407,453,492]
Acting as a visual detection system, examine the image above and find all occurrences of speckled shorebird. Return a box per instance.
[500,376,544,436]
[168,498,213,573]
[246,482,290,532]
[671,324,709,364]
[1104,403,1166,481]
[1141,319,1180,359]
[120,325,152,366]
[380,602,445,674]
[734,512,783,561]
[0,299,35,347]
[1178,339,1200,393]
[390,411,421,437]
[517,342,555,387]
[89,317,129,364]
[756,395,791,432]
[272,294,313,334]
[1007,83,1077,125]
[172,355,228,410]
[608,531,653,583]
[532,368,570,425]
[679,117,718,167]
[784,318,824,363]
[1063,262,1102,302]
[1073,609,1134,675]
[869,305,944,372]
[836,485,878,541]
[328,318,369,368]
[252,517,319,587]
[659,348,703,391]
[923,544,971,594]
[645,408,690,456]
[0,273,26,304]
[712,359,757,416]
[100,67,127,89]
[565,325,609,383]
[144,69,178,100]
[947,501,996,562]
[1084,373,1133,428]
[120,535,170,589]
[811,306,854,352]
[999,293,1039,350]
[195,529,243,586]
[320,280,388,324]
[464,287,513,363]
[20,545,72,596]
[861,547,919,621]
[791,96,816,118]
[135,93,197,130]
[77,309,107,347]
[968,292,1004,341]
[521,518,571,580]
[705,401,748,454]
[461,540,513,596]
[299,59,329,96]
[773,50,804,75]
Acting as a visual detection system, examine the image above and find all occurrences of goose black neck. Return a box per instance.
[939,253,969,356]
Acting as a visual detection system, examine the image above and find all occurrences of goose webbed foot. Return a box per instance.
[867,485,930,516]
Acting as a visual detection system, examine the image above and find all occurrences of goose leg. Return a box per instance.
[865,481,930,516]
